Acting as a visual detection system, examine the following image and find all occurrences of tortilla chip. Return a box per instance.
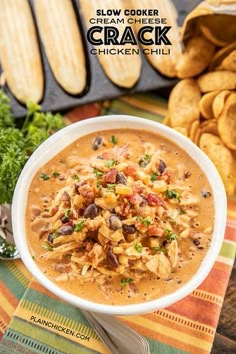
[207,0,236,4]
[199,91,219,119]
[200,119,219,136]
[217,50,236,72]
[210,42,236,70]
[176,36,215,78]
[189,120,200,144]
[168,79,201,133]
[197,71,236,92]
[199,14,236,47]
[212,90,231,118]
[199,133,235,195]
[163,115,170,126]
[218,93,236,150]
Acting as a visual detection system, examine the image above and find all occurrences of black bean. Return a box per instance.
[122,224,136,234]
[109,215,122,230]
[83,204,98,219]
[116,172,127,185]
[57,225,74,235]
[47,233,55,243]
[158,159,166,174]
[201,190,212,198]
[193,239,200,246]
[92,136,103,150]
[183,170,191,179]
[61,215,70,224]
[106,245,119,267]
[162,240,168,247]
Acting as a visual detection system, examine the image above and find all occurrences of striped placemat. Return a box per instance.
[0,93,235,354]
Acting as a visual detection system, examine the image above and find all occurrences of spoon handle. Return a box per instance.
[81,310,150,354]
[81,310,118,353]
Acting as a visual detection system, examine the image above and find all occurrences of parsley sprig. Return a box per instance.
[0,92,65,204]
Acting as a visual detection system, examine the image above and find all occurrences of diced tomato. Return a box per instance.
[146,193,167,209]
[147,226,164,237]
[133,182,145,194]
[128,193,143,205]
[105,168,118,183]
[119,202,131,216]
[124,165,137,176]
[102,151,113,160]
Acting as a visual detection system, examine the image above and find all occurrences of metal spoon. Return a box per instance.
[0,204,150,353]
[81,310,149,354]
[0,204,20,260]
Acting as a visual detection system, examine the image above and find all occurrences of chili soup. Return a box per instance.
[26,129,214,305]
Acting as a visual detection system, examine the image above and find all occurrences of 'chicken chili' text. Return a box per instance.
[26,129,214,305]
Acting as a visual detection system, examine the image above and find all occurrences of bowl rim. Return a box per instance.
[12,115,227,315]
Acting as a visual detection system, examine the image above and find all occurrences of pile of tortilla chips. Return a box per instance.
[165,0,236,196]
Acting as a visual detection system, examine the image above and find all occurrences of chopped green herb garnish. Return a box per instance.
[110,135,118,145]
[73,174,80,181]
[40,173,50,181]
[165,189,181,202]
[32,255,35,260]
[42,242,53,251]
[74,220,85,232]
[179,208,186,214]
[152,247,166,253]
[49,232,58,241]
[105,160,116,168]
[138,154,151,167]
[165,229,178,241]
[52,171,60,178]
[136,216,152,226]
[150,172,159,182]
[134,243,143,253]
[65,209,71,218]
[44,208,49,212]
[97,181,102,190]
[93,168,104,178]
[120,278,133,289]
[106,183,116,191]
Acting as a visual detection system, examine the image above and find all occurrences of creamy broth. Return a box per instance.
[26,129,214,305]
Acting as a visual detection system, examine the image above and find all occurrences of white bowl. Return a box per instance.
[12,115,227,316]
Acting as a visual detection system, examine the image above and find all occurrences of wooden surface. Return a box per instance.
[212,261,236,353]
